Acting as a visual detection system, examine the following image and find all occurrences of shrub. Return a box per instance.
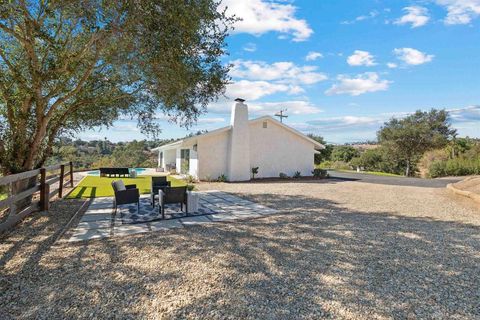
[331,161,351,170]
[293,171,301,178]
[419,149,450,177]
[279,172,289,179]
[312,168,328,178]
[428,157,480,178]
[217,174,228,182]
[185,174,197,183]
[186,184,195,191]
[251,167,259,179]
[317,161,333,169]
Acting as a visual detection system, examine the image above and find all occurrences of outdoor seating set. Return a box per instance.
[111,176,196,219]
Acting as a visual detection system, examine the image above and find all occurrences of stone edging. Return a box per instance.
[447,176,480,205]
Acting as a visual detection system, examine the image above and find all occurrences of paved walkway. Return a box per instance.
[68,191,278,242]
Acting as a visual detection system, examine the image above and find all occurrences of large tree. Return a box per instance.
[0,0,234,175]
[378,109,456,176]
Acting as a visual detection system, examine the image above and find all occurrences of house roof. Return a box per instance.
[152,116,325,151]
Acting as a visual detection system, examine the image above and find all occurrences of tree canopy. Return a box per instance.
[0,0,234,174]
[378,109,456,176]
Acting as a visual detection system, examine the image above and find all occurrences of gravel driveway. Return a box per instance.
[1,178,479,319]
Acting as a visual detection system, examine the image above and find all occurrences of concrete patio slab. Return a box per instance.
[180,215,212,226]
[114,224,150,237]
[150,219,184,231]
[68,228,111,242]
[67,191,279,242]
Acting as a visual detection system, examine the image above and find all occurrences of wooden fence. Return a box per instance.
[0,162,74,233]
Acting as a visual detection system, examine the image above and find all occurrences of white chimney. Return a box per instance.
[227,98,251,181]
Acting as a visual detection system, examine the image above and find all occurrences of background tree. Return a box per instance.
[331,145,360,163]
[307,134,333,164]
[0,0,234,175]
[378,109,456,176]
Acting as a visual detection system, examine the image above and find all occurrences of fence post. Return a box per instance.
[39,167,49,211]
[69,161,74,187]
[59,164,65,198]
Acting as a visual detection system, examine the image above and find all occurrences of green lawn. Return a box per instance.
[67,175,186,198]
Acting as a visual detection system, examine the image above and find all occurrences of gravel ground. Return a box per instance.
[1,178,479,319]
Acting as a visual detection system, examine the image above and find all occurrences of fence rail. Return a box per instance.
[0,162,74,233]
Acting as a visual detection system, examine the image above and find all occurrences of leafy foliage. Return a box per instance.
[378,109,456,176]
[422,138,480,178]
[429,158,480,178]
[47,138,158,169]
[217,174,228,182]
[293,171,301,178]
[331,146,360,163]
[0,0,234,174]
[307,134,333,164]
[312,168,328,178]
[279,172,289,179]
[350,147,405,175]
[251,167,259,179]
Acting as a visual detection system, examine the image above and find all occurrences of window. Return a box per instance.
[263,121,268,128]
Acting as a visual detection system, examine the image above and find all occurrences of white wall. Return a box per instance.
[197,132,229,180]
[249,119,315,178]
[175,148,181,173]
[189,148,198,178]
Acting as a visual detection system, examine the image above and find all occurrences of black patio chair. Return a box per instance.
[111,180,140,214]
[159,186,188,219]
[151,176,171,207]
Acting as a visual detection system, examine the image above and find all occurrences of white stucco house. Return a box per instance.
[152,98,324,181]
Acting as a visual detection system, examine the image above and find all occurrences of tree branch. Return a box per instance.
[46,46,101,120]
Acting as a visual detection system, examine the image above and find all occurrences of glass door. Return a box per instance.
[180,149,190,174]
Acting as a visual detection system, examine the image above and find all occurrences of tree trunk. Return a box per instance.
[405,160,410,177]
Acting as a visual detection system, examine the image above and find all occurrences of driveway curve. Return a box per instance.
[327,170,463,188]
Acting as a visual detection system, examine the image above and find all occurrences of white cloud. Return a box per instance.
[225,80,291,101]
[394,6,430,28]
[435,0,480,25]
[448,105,480,122]
[305,116,382,130]
[243,43,257,52]
[305,51,323,61]
[393,48,434,65]
[347,50,377,66]
[387,62,398,69]
[197,117,226,124]
[326,72,391,96]
[208,99,321,116]
[249,100,322,116]
[341,10,379,25]
[221,0,313,41]
[230,59,328,85]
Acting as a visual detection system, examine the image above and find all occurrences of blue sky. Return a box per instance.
[78,0,480,144]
